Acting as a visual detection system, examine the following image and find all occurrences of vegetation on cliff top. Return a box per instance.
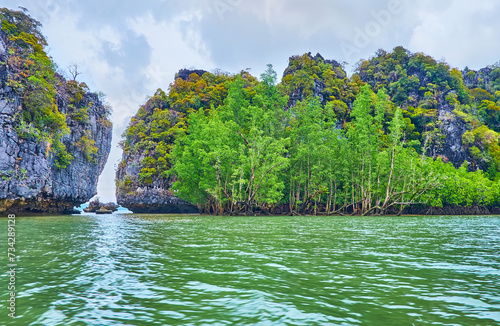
[356,47,500,175]
[119,49,500,215]
[118,69,257,190]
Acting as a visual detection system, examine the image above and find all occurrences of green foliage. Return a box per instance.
[280,53,359,121]
[356,47,471,157]
[167,70,255,114]
[66,80,90,124]
[116,175,135,195]
[120,89,186,184]
[15,118,40,140]
[120,71,259,189]
[69,106,90,124]
[356,46,500,178]
[77,133,98,163]
[424,160,497,207]
[171,68,289,214]
[52,136,73,169]
[170,70,442,215]
[0,8,46,46]
[0,168,28,181]
[120,49,500,214]
[1,8,76,168]
[287,95,342,213]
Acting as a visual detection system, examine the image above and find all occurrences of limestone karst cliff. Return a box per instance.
[117,49,500,214]
[115,88,197,214]
[0,9,112,214]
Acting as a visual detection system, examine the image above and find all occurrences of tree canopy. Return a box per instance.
[118,49,500,215]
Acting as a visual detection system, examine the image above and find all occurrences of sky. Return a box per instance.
[3,0,500,202]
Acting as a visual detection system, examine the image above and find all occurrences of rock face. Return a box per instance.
[116,159,197,214]
[176,68,208,81]
[115,89,198,214]
[354,47,500,171]
[283,52,345,108]
[438,113,468,166]
[0,32,112,215]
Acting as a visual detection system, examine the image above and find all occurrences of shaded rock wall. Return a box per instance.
[116,146,198,214]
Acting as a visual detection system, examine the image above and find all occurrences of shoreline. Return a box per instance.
[3,211,500,218]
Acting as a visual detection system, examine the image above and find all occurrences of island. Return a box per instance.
[0,8,112,215]
[117,52,500,216]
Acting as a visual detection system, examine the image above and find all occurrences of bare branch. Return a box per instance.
[68,63,82,81]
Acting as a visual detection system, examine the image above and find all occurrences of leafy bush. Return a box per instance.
[77,134,98,163]
[1,8,74,168]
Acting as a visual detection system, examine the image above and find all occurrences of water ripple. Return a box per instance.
[0,214,499,325]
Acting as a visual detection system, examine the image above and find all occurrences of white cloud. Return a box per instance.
[128,12,214,93]
[409,0,500,69]
[93,12,215,202]
[97,26,123,53]
[238,0,353,39]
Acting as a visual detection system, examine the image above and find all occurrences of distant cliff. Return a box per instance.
[115,88,197,213]
[355,47,500,172]
[280,50,500,172]
[117,50,500,214]
[115,69,254,213]
[0,9,112,214]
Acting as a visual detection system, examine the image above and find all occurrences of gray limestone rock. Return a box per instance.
[0,30,112,215]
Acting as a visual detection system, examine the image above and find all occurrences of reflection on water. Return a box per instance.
[1,214,499,325]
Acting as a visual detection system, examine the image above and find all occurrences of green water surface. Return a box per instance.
[1,214,499,325]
